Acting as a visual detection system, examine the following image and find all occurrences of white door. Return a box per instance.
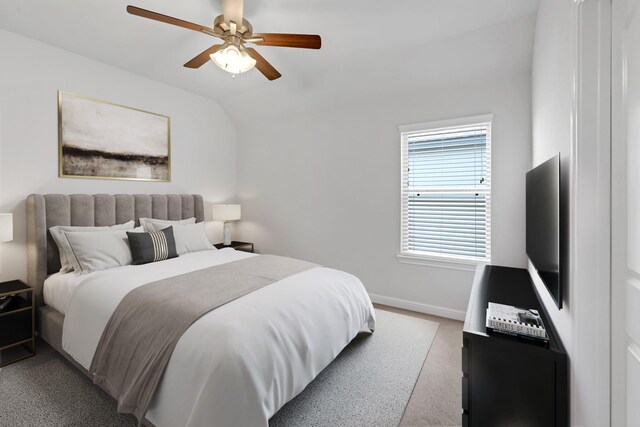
[612,0,640,425]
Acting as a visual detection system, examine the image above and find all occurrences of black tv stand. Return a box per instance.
[462,265,568,426]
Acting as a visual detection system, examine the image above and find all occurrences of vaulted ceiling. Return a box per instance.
[0,0,539,120]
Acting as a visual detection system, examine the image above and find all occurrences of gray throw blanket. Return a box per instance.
[89,254,318,423]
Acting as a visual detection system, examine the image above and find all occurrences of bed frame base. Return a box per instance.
[28,193,204,427]
[37,305,155,427]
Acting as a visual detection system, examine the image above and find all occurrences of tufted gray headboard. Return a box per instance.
[26,194,204,306]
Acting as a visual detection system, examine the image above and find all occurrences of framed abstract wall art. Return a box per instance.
[58,91,170,181]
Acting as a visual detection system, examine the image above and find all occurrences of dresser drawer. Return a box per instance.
[462,345,469,375]
[462,376,469,411]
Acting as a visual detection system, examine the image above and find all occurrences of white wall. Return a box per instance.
[237,69,531,318]
[530,0,573,340]
[531,1,611,425]
[0,30,238,281]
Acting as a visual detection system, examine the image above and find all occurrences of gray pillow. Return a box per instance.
[139,217,195,232]
[49,221,135,273]
[127,227,178,265]
[148,221,215,255]
[63,230,133,273]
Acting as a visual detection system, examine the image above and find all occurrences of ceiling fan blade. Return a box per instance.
[127,5,216,36]
[184,45,224,69]
[252,33,321,49]
[222,0,243,32]
[245,48,282,80]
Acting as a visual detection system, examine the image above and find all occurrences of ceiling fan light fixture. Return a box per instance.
[210,43,256,74]
[127,4,321,81]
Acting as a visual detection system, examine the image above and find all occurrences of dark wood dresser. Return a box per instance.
[462,265,568,426]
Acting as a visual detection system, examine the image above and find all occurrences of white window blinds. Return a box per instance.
[400,117,491,263]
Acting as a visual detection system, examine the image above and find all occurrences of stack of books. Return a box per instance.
[486,302,549,347]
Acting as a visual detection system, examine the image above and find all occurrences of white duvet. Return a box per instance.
[61,249,376,427]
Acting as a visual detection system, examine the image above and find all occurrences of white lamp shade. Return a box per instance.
[0,213,13,243]
[212,205,241,221]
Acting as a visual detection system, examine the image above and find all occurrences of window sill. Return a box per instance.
[396,253,486,272]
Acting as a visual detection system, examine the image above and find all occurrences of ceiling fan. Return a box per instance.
[126,0,321,81]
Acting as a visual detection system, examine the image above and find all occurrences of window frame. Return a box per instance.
[397,114,493,270]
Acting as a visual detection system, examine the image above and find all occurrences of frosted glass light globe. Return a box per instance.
[211,44,256,75]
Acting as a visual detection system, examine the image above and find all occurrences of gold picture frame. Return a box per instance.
[58,91,171,182]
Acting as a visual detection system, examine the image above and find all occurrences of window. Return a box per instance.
[399,115,492,266]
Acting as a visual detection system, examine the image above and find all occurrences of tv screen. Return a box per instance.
[526,153,562,309]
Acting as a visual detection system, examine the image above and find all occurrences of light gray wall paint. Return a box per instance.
[0,30,238,281]
[530,0,576,417]
[531,1,612,425]
[237,69,532,315]
[530,0,573,335]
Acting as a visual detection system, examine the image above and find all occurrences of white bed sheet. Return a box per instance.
[61,248,376,427]
[43,271,88,315]
[43,249,226,315]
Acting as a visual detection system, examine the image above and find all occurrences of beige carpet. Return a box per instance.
[270,309,439,427]
[375,304,463,427]
[0,307,445,427]
[0,304,461,427]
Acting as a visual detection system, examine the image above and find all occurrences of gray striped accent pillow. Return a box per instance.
[127,226,178,265]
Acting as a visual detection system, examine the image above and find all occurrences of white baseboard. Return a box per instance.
[369,293,466,321]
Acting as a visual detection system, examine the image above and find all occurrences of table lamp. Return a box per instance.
[0,213,13,308]
[212,205,241,246]
[0,213,12,244]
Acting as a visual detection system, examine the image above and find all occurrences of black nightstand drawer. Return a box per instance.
[0,309,32,348]
[0,280,35,367]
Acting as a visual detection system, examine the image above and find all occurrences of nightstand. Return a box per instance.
[0,280,35,367]
[214,241,254,253]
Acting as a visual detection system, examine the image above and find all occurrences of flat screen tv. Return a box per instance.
[526,153,562,309]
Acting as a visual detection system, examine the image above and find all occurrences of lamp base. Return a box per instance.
[223,221,232,246]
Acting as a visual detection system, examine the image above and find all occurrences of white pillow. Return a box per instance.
[63,229,132,274]
[139,217,196,232]
[49,221,135,273]
[148,221,215,255]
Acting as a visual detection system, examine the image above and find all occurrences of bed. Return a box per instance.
[27,194,376,427]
